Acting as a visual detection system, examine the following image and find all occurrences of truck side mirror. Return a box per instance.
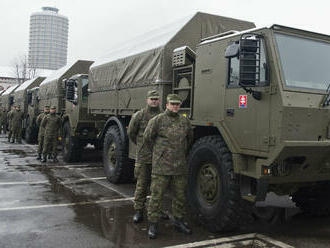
[65,79,75,101]
[239,35,262,87]
[225,42,239,58]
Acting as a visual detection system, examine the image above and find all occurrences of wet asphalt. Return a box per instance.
[0,134,330,248]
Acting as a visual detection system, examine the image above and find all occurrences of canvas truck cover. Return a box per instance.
[14,77,45,112]
[0,84,19,111]
[39,60,94,112]
[89,12,255,93]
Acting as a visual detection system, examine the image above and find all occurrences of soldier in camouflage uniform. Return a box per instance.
[36,106,50,160]
[7,106,15,142]
[0,108,7,134]
[11,105,24,143]
[144,94,193,239]
[41,106,61,163]
[128,90,167,223]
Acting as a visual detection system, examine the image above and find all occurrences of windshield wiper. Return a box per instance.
[321,82,330,107]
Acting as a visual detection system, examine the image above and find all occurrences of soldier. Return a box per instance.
[11,105,24,143]
[144,94,193,239]
[41,105,61,163]
[0,108,7,134]
[127,90,167,223]
[36,106,50,160]
[7,106,15,142]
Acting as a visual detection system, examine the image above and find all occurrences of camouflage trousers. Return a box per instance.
[12,126,22,142]
[37,134,45,154]
[0,122,6,134]
[148,174,187,223]
[134,163,152,211]
[43,135,58,156]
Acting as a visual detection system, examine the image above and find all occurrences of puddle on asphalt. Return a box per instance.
[1,149,27,157]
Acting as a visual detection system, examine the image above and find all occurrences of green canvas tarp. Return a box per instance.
[89,12,255,92]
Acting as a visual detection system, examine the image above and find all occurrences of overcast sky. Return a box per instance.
[0,0,329,67]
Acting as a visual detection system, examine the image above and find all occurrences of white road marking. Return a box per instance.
[163,233,294,248]
[0,177,107,186]
[0,197,134,211]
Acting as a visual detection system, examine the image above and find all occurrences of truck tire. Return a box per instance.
[187,135,252,232]
[292,183,330,216]
[103,126,132,183]
[62,122,82,162]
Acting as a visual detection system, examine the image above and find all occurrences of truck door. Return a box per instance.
[223,36,270,153]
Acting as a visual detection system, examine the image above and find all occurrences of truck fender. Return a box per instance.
[101,116,127,143]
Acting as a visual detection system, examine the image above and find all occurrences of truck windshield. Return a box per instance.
[275,33,330,91]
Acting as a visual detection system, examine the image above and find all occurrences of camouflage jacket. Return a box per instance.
[143,109,193,175]
[11,110,24,129]
[41,113,61,137]
[127,105,161,164]
[0,111,7,123]
[36,112,48,136]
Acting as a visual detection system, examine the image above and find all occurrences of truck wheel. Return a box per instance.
[62,122,82,162]
[292,183,330,216]
[103,126,132,183]
[187,135,252,232]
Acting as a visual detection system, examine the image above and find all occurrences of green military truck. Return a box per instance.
[38,60,98,162]
[0,84,19,111]
[84,11,330,232]
[13,77,46,142]
[25,87,41,143]
[62,73,106,162]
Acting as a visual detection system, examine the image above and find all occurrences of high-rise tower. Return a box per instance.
[28,7,69,70]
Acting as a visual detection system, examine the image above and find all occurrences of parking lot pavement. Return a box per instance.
[0,134,330,248]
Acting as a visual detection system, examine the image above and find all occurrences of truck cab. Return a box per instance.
[62,74,102,162]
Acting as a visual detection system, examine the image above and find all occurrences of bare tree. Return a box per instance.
[11,54,39,84]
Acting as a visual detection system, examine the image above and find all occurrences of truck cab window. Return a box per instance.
[228,56,239,86]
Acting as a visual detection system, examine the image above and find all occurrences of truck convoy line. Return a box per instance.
[1,12,330,232]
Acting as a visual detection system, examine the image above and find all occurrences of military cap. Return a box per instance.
[44,105,50,109]
[50,105,56,110]
[166,94,182,103]
[147,90,160,99]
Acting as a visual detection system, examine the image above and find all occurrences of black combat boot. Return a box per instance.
[148,222,158,239]
[36,153,42,160]
[173,218,192,235]
[10,139,14,143]
[48,154,52,159]
[160,211,169,220]
[133,210,143,223]
[41,154,47,163]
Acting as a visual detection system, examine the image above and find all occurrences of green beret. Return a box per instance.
[166,94,182,103]
[147,90,160,99]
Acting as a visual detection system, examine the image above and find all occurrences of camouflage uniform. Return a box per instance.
[144,95,193,224]
[0,110,7,134]
[36,109,49,156]
[41,107,61,161]
[128,101,162,211]
[7,108,15,142]
[11,107,24,143]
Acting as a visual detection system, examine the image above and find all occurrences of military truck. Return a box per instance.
[62,73,106,162]
[13,77,46,141]
[84,11,330,232]
[0,84,19,111]
[38,60,98,161]
[25,87,41,143]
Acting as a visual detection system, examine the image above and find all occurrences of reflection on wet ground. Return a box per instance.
[0,135,330,247]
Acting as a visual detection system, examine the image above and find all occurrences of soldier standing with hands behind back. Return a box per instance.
[36,106,50,160]
[128,90,168,223]
[41,106,61,163]
[7,106,15,142]
[11,105,24,143]
[144,94,193,239]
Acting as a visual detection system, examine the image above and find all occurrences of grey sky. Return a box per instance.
[0,0,329,67]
